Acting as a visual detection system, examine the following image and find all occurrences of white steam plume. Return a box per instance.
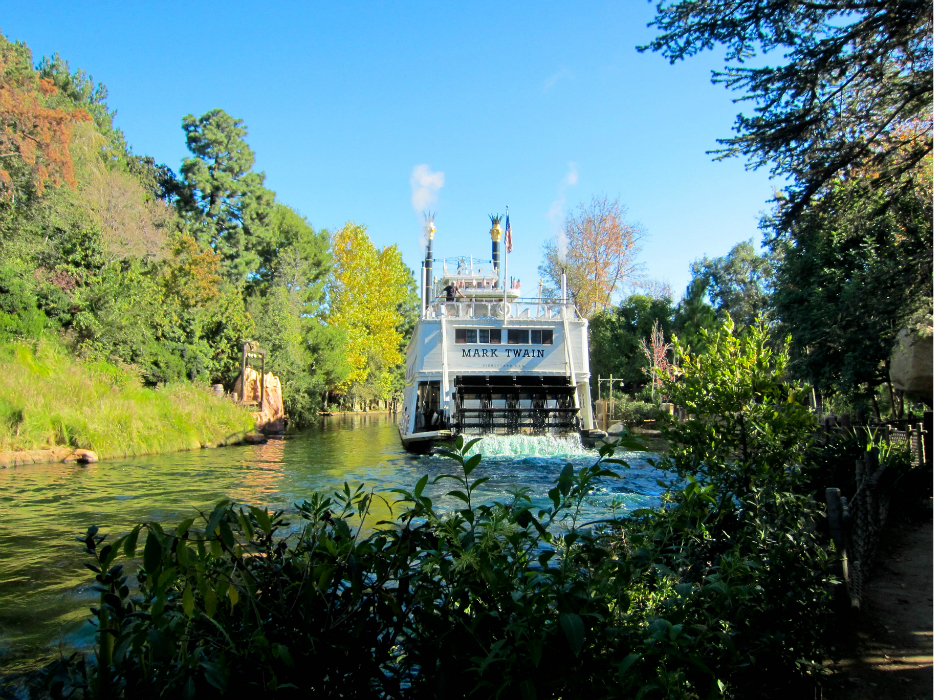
[411,164,445,250]
[410,164,444,212]
[547,162,578,259]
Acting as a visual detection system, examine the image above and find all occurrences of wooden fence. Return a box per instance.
[635,405,931,613]
[823,411,931,612]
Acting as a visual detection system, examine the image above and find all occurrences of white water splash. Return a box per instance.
[461,434,597,459]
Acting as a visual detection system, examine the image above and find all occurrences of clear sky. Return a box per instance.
[5,1,777,300]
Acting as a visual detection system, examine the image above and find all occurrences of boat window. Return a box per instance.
[478,329,501,344]
[531,330,553,345]
[456,328,500,344]
[508,330,529,345]
[507,329,554,345]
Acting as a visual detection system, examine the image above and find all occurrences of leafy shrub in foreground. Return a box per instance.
[39,444,645,699]
[28,319,843,699]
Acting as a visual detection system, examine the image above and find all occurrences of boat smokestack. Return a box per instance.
[490,214,503,273]
[420,260,426,315]
[423,212,436,306]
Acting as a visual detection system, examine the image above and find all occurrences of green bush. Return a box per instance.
[21,319,844,699]
[613,398,665,425]
[0,339,255,457]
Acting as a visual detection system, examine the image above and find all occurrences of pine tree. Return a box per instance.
[177,109,274,285]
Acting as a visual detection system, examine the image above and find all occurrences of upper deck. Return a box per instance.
[423,297,583,322]
[406,297,589,379]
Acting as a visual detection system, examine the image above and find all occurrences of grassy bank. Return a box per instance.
[0,340,255,459]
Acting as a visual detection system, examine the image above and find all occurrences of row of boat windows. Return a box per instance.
[454,329,554,345]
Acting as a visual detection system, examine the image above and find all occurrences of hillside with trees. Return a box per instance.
[0,33,416,444]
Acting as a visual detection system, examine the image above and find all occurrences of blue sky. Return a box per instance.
[5,1,777,300]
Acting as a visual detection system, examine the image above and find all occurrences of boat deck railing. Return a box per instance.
[424,298,581,321]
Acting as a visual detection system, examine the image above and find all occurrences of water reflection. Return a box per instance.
[0,414,665,673]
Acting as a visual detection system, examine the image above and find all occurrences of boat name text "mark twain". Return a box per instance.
[461,348,545,358]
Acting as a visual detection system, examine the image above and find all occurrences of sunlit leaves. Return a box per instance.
[0,33,89,199]
[539,196,645,317]
[326,222,410,398]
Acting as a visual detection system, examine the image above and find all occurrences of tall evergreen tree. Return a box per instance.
[177,109,274,285]
[641,0,932,227]
[673,277,718,355]
[690,240,778,328]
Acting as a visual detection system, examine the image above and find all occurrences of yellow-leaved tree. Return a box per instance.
[326,222,409,405]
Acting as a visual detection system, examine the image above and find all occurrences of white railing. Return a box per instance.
[424,298,580,321]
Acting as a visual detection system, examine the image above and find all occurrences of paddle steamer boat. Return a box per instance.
[398,215,604,452]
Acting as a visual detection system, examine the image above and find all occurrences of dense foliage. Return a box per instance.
[642,0,933,405]
[589,294,675,395]
[768,175,932,400]
[689,241,777,328]
[20,319,868,699]
[0,32,417,432]
[326,223,413,406]
[641,0,932,226]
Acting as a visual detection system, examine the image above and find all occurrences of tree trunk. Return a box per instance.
[885,375,898,420]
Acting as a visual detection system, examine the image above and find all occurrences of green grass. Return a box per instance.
[0,340,256,459]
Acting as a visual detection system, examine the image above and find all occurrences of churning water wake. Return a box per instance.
[461,433,598,460]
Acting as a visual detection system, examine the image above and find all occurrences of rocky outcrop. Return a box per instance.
[890,329,933,404]
[233,367,286,433]
[63,449,99,464]
[0,447,99,468]
[0,447,72,468]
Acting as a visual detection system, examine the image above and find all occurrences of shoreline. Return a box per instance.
[0,410,405,468]
[0,431,268,469]
[320,410,397,416]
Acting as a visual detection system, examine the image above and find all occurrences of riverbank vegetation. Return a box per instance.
[16,318,921,699]
[0,339,254,458]
[0,33,418,443]
[559,0,931,418]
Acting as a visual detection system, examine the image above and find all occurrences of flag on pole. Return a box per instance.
[504,214,513,253]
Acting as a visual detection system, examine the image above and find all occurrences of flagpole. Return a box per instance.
[502,206,509,321]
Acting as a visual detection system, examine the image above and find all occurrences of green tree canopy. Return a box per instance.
[245,208,347,423]
[177,109,274,285]
[690,239,777,328]
[673,277,718,355]
[326,222,413,403]
[589,294,674,395]
[641,0,932,227]
[769,173,932,399]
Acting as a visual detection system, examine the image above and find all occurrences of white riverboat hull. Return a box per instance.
[398,297,601,452]
[399,222,604,452]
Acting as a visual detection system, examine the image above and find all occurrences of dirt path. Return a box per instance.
[826,501,933,699]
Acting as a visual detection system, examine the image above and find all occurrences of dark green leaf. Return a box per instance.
[464,453,482,476]
[413,474,429,498]
[559,613,585,656]
[123,525,141,558]
[143,529,162,573]
[217,520,235,549]
[175,518,194,538]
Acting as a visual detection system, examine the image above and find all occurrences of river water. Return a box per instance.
[0,414,666,673]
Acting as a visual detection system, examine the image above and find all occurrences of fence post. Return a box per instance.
[826,487,850,613]
[826,487,846,553]
[924,411,932,469]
